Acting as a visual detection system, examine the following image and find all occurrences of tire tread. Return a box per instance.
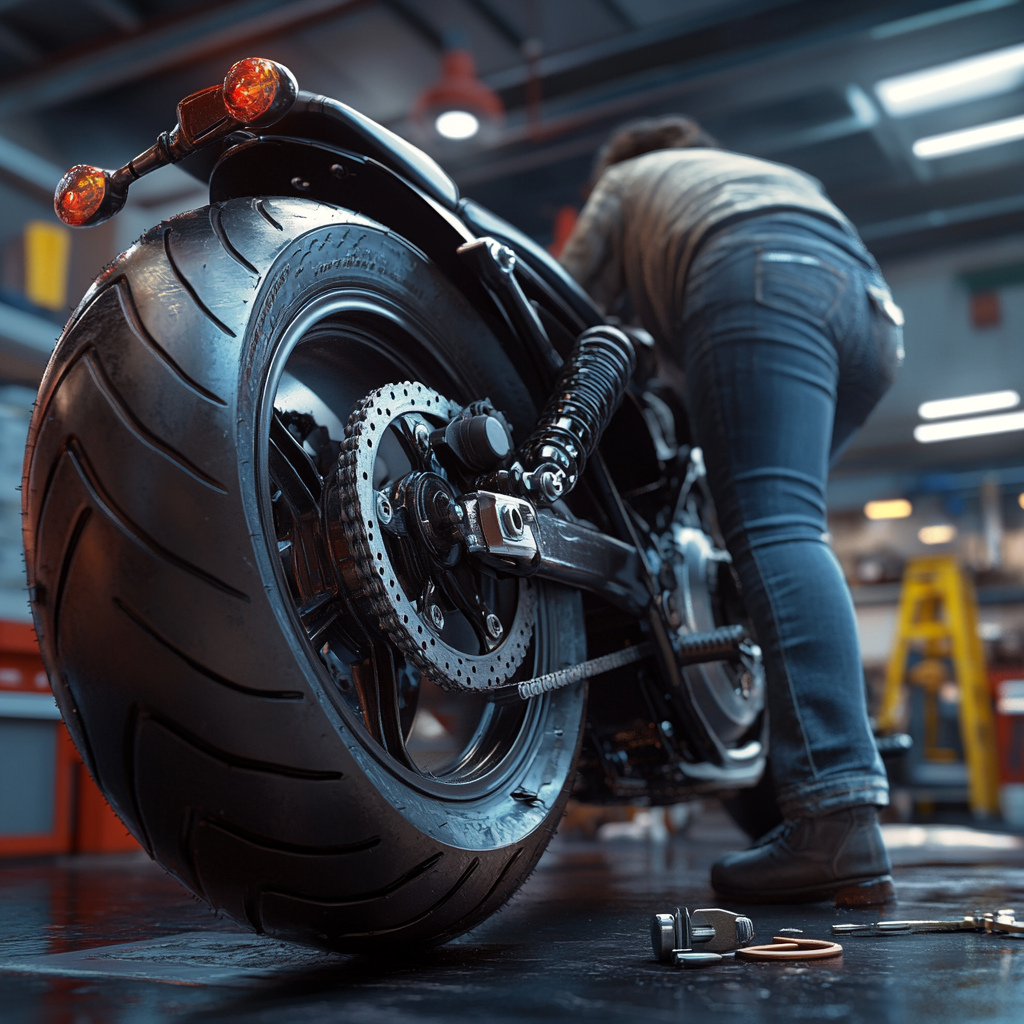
[83,350,227,492]
[112,597,304,701]
[163,227,237,337]
[63,439,250,602]
[114,278,227,406]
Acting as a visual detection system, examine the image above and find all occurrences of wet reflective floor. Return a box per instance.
[2,807,1023,1024]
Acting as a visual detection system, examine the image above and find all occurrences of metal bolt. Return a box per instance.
[450,502,465,521]
[414,423,431,454]
[539,470,564,501]
[291,176,311,191]
[485,613,503,640]
[375,492,393,526]
[428,604,445,631]
[499,503,525,539]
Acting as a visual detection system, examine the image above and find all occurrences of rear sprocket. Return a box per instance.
[327,381,536,691]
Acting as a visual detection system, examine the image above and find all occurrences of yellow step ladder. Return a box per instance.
[878,555,999,817]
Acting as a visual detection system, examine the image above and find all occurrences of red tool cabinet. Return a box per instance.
[0,621,140,856]
[989,666,1024,826]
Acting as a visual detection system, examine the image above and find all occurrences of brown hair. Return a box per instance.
[590,115,717,189]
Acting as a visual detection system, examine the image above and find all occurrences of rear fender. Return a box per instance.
[208,136,553,404]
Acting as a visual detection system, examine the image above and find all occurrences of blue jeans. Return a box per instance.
[679,212,903,817]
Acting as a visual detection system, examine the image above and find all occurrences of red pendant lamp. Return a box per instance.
[413,37,504,141]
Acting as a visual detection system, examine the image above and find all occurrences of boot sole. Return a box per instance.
[712,873,896,907]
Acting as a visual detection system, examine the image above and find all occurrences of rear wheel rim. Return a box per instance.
[258,291,550,796]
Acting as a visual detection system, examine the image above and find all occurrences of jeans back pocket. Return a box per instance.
[754,249,848,325]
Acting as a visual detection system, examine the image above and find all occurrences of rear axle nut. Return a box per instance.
[500,503,525,540]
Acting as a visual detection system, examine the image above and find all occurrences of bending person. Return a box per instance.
[560,116,903,904]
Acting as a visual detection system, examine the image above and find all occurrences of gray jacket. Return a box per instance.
[559,148,853,346]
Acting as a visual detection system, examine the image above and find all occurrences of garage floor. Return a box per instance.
[1,806,1023,1024]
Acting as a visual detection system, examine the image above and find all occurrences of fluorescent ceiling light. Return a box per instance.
[919,524,957,544]
[918,389,1020,419]
[872,0,1020,40]
[864,499,912,520]
[913,115,1024,157]
[435,110,479,139]
[875,42,1024,117]
[914,410,1024,442]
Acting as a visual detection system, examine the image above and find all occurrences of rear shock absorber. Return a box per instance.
[513,325,636,503]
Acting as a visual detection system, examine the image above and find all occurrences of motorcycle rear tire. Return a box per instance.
[23,197,587,951]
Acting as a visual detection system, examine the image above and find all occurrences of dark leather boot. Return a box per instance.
[711,805,895,905]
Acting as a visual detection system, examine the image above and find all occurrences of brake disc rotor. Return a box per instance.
[669,525,764,738]
[329,381,536,691]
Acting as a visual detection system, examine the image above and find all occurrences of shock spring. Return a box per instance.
[516,325,636,502]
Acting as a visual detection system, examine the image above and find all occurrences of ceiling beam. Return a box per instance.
[0,0,365,120]
[87,0,144,34]
[460,0,524,49]
[382,0,443,49]
[482,0,953,111]
[592,0,635,30]
[860,191,1024,244]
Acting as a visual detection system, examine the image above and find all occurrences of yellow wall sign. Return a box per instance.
[24,221,71,312]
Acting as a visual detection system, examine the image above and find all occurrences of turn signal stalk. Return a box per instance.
[54,57,298,227]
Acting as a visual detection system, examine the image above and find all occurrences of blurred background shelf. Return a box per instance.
[0,620,140,858]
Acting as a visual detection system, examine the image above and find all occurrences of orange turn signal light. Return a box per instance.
[54,165,107,227]
[223,57,281,124]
